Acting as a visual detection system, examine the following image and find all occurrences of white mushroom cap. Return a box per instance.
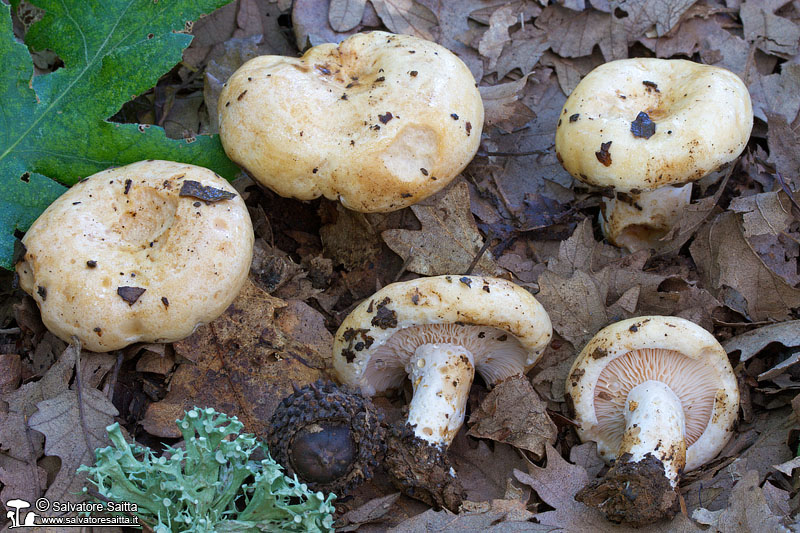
[555,58,752,193]
[332,275,552,395]
[218,31,484,213]
[565,316,739,472]
[16,160,254,352]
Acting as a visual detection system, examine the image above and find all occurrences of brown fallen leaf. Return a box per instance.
[741,2,800,57]
[479,73,535,133]
[690,211,800,321]
[141,279,329,438]
[477,5,517,70]
[693,470,790,532]
[467,375,556,460]
[319,202,384,270]
[28,387,118,507]
[387,504,548,532]
[494,25,549,80]
[535,4,626,61]
[335,492,402,532]
[515,445,703,532]
[536,268,608,349]
[371,0,437,40]
[616,0,699,38]
[766,113,800,190]
[382,183,500,276]
[328,0,367,32]
[0,352,21,394]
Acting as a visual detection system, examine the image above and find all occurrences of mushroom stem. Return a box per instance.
[406,343,475,447]
[600,183,692,252]
[619,380,687,485]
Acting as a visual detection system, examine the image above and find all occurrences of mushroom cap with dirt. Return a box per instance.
[16,160,254,352]
[565,316,739,525]
[332,274,552,447]
[555,58,752,251]
[218,31,484,213]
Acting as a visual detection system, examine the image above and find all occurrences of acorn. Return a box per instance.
[268,380,386,495]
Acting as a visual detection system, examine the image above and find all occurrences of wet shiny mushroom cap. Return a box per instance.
[15,160,254,352]
[218,31,484,212]
[555,58,752,193]
[332,275,552,395]
[566,316,739,471]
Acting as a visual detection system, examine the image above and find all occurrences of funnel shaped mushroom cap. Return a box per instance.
[218,31,484,212]
[555,58,752,193]
[333,275,552,395]
[566,316,739,472]
[16,160,254,352]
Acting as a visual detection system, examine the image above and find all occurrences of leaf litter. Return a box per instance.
[3,0,800,530]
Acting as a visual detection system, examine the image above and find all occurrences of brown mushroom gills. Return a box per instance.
[593,348,718,453]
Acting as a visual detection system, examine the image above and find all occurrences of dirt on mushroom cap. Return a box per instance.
[217,31,484,212]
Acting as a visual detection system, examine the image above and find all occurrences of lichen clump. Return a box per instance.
[80,407,335,532]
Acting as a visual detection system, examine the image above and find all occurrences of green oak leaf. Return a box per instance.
[0,0,239,270]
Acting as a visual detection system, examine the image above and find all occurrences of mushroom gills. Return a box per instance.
[406,343,475,446]
[619,380,687,485]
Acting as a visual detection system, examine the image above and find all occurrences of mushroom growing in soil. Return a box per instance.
[15,160,254,352]
[555,58,752,251]
[268,381,385,495]
[565,316,739,526]
[332,275,552,508]
[217,31,484,213]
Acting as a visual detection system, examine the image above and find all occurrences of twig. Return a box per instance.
[392,247,415,283]
[104,350,124,401]
[464,229,494,275]
[72,336,94,457]
[775,172,800,220]
[0,327,21,335]
[476,149,548,157]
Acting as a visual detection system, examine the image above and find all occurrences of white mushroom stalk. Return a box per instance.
[566,316,739,526]
[406,343,475,446]
[618,380,686,486]
[333,275,553,442]
[600,184,692,251]
[555,58,752,251]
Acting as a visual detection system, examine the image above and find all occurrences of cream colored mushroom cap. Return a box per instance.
[218,31,484,213]
[333,275,552,395]
[565,316,739,472]
[16,160,254,352]
[555,58,752,193]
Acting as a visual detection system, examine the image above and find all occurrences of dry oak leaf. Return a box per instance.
[28,387,118,507]
[141,278,328,438]
[388,500,547,532]
[328,0,368,32]
[615,0,699,38]
[382,182,500,276]
[479,73,535,133]
[766,113,800,190]
[690,211,800,321]
[477,5,517,70]
[515,445,703,532]
[371,0,437,41]
[535,4,627,62]
[693,470,790,533]
[741,1,800,57]
[467,374,556,460]
[723,320,800,362]
[494,25,549,80]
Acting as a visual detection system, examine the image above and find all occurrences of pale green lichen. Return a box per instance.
[79,407,336,532]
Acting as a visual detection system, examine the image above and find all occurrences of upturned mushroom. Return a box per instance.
[565,316,739,525]
[332,275,552,507]
[16,160,254,352]
[555,58,752,251]
[218,31,484,213]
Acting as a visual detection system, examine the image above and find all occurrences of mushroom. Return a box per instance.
[218,31,484,213]
[15,160,254,352]
[555,58,752,251]
[268,381,385,495]
[332,275,552,507]
[565,316,739,525]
